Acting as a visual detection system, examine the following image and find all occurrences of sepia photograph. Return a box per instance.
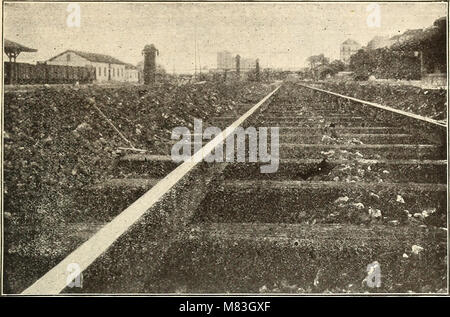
[0,1,448,299]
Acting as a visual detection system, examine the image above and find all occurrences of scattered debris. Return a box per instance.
[369,207,382,218]
[411,245,424,255]
[413,213,424,219]
[349,138,363,145]
[396,195,405,204]
[259,285,268,293]
[339,165,351,171]
[320,150,335,156]
[4,131,12,141]
[313,268,323,287]
[335,196,349,203]
[352,202,365,210]
[321,135,335,142]
[74,122,92,133]
[369,192,380,199]
[421,208,436,218]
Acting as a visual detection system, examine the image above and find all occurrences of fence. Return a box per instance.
[4,62,96,85]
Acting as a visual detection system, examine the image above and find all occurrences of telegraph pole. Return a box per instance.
[194,23,197,79]
[255,58,260,82]
[236,54,241,78]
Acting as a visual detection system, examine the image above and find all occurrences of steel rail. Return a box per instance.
[298,83,447,128]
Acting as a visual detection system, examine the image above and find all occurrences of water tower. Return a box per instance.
[142,44,159,84]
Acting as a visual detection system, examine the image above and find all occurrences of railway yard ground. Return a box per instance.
[2,79,448,294]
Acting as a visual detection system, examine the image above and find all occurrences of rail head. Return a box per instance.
[298,83,447,128]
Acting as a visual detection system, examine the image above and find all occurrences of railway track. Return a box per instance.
[21,82,447,294]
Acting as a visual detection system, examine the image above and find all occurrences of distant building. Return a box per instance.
[4,39,38,84]
[217,50,234,70]
[47,50,127,82]
[4,39,37,62]
[125,63,139,83]
[217,50,259,73]
[241,58,256,71]
[340,39,361,64]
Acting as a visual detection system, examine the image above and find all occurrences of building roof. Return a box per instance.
[4,39,37,54]
[48,50,126,65]
[341,39,360,46]
[125,63,138,70]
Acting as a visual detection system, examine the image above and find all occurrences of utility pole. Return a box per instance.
[194,23,197,79]
[172,55,175,76]
[255,58,260,82]
[198,51,202,76]
[420,51,424,78]
[197,38,202,77]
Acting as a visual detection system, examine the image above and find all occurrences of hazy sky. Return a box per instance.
[4,2,447,73]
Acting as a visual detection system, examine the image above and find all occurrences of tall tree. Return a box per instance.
[307,54,329,69]
[329,60,346,73]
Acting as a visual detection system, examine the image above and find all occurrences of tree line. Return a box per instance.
[304,16,446,81]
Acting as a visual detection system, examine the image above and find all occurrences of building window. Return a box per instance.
[66,54,71,62]
[98,67,101,76]
[113,68,115,77]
